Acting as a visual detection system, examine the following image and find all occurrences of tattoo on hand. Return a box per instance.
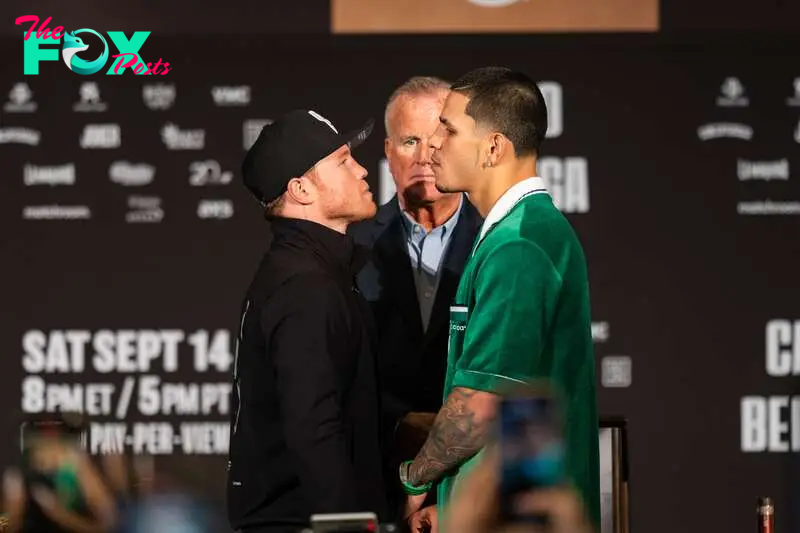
[407,387,490,485]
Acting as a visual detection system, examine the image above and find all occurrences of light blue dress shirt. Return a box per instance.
[399,195,463,331]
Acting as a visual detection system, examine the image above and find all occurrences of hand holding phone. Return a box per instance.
[497,384,566,525]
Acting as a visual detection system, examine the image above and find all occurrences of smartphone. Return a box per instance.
[309,512,379,533]
[498,384,565,524]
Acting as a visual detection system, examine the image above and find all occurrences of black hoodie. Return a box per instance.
[226,217,387,533]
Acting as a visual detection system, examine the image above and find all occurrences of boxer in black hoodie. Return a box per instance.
[227,110,387,533]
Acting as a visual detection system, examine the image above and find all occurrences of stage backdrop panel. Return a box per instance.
[1,33,799,532]
[3,0,800,34]
[331,0,660,34]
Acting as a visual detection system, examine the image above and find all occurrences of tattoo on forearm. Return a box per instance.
[407,387,490,486]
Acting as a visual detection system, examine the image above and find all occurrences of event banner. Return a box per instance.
[1,32,798,533]
[331,0,659,34]
[2,0,799,35]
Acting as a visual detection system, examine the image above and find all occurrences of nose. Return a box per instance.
[417,139,433,165]
[355,160,368,179]
[429,124,444,151]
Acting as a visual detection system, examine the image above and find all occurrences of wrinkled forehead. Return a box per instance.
[395,92,447,120]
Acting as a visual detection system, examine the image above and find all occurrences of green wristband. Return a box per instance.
[399,460,432,496]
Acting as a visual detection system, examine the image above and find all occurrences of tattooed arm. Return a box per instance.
[406,386,499,486]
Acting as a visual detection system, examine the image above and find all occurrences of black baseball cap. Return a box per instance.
[242,109,374,206]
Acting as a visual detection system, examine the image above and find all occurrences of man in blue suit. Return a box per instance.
[349,76,482,523]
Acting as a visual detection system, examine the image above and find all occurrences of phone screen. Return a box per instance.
[498,390,565,522]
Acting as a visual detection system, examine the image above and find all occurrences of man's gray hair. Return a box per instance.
[384,76,450,136]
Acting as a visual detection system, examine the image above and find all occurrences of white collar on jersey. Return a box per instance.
[475,176,549,250]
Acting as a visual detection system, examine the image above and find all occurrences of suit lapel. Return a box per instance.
[421,197,482,351]
[373,200,425,346]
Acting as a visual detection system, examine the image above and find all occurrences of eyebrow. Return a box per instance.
[439,116,454,129]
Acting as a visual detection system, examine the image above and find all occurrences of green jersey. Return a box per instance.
[438,177,601,530]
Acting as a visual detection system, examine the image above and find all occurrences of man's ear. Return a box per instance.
[285,176,315,205]
[485,132,511,167]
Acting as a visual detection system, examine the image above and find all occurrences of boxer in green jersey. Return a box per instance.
[401,67,600,533]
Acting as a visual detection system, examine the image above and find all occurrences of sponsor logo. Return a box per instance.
[601,355,632,388]
[80,124,121,149]
[591,321,609,343]
[126,195,163,223]
[738,159,789,181]
[16,15,171,75]
[109,161,155,186]
[143,83,175,110]
[24,163,75,186]
[212,86,250,106]
[0,128,41,145]
[3,82,37,112]
[716,77,748,107]
[22,205,91,220]
[308,110,338,133]
[73,82,108,112]
[197,199,234,219]
[189,160,233,186]
[697,122,753,141]
[243,119,273,150]
[786,78,800,107]
[161,123,204,150]
[737,201,800,215]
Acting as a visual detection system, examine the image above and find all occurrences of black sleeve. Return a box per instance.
[265,275,361,513]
